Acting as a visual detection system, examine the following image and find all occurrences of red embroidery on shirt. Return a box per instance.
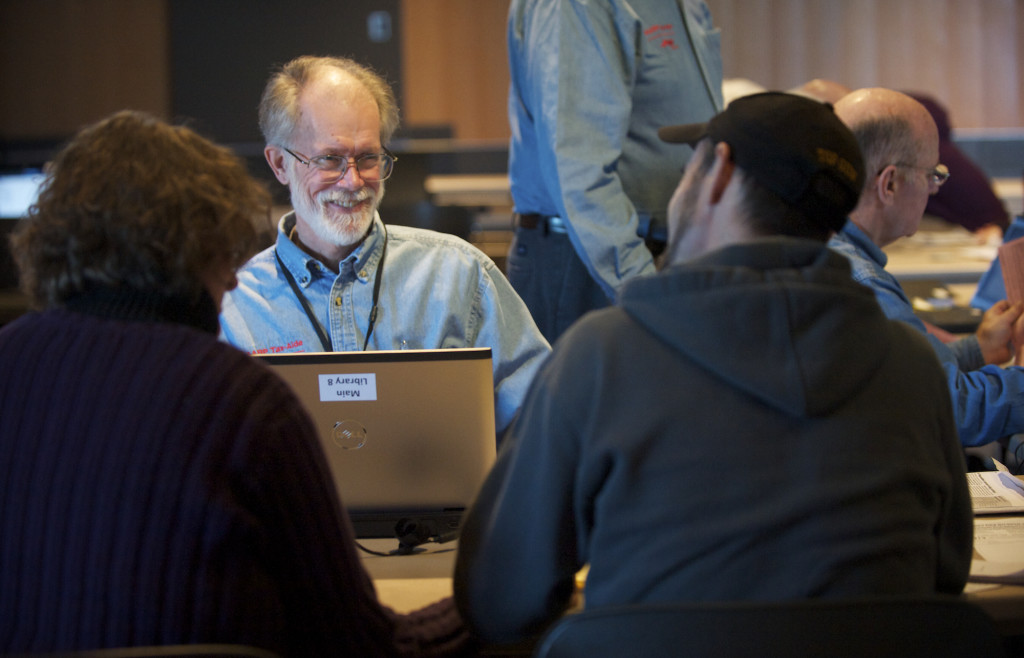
[645,24,678,50]
[250,339,304,355]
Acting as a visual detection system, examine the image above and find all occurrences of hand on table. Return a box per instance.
[974,223,1004,247]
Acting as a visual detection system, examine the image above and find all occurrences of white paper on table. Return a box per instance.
[971,516,1024,580]
[970,560,1024,584]
[970,516,1024,584]
[967,468,1024,514]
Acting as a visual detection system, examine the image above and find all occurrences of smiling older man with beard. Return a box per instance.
[220,56,550,436]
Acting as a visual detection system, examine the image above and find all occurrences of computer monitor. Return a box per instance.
[0,169,44,219]
[256,347,497,541]
[0,169,44,290]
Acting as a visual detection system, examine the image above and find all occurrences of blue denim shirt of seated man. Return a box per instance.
[829,220,1024,447]
[220,211,551,435]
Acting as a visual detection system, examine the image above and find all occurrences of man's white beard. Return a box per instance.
[291,181,385,248]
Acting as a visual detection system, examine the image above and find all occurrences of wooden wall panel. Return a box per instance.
[400,0,511,140]
[0,0,170,141]
[1,0,1020,143]
[704,0,1024,130]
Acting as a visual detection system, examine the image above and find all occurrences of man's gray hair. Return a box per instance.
[258,55,400,147]
[847,116,919,195]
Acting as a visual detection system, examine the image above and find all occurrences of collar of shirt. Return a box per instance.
[274,211,385,287]
[838,220,889,268]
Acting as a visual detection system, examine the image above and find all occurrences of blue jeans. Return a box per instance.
[507,225,610,344]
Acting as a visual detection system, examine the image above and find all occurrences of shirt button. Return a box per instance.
[300,276,309,284]
[334,296,342,306]
[359,269,368,278]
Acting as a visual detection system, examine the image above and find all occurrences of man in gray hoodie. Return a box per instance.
[454,92,972,645]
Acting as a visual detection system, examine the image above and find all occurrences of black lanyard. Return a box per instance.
[275,223,387,352]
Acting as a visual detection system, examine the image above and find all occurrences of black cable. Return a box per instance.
[355,540,456,557]
[355,541,395,557]
[362,222,387,351]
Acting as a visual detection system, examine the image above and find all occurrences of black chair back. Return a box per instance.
[533,597,1006,658]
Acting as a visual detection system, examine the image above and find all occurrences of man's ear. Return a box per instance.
[707,141,736,205]
[875,164,898,206]
[265,145,291,185]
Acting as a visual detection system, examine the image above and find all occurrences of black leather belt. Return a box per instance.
[513,212,567,233]
[514,212,544,229]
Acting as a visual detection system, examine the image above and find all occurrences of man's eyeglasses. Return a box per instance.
[282,147,397,182]
[891,162,950,188]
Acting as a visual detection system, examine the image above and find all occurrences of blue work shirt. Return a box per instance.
[220,212,551,434]
[830,221,1024,447]
[507,0,723,300]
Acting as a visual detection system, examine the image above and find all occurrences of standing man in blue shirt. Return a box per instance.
[828,87,1024,448]
[220,56,550,434]
[506,0,723,343]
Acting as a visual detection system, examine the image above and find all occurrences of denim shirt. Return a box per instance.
[507,0,722,300]
[220,212,551,433]
[830,221,1024,446]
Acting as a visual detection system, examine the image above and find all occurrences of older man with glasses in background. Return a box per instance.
[220,55,549,437]
[828,87,1024,451]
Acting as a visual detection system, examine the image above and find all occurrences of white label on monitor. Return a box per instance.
[318,373,377,401]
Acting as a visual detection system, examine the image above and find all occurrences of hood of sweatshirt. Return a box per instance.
[619,237,895,417]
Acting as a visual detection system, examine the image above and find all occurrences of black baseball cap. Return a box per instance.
[658,92,865,232]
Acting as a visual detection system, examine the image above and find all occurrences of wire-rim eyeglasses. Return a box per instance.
[282,147,397,182]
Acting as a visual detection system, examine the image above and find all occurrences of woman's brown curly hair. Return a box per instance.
[11,110,271,307]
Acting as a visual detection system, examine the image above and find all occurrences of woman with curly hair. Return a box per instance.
[0,111,466,657]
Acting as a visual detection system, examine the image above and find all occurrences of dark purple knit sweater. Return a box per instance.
[0,289,466,656]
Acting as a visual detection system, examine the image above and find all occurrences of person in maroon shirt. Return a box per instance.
[908,92,1010,237]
